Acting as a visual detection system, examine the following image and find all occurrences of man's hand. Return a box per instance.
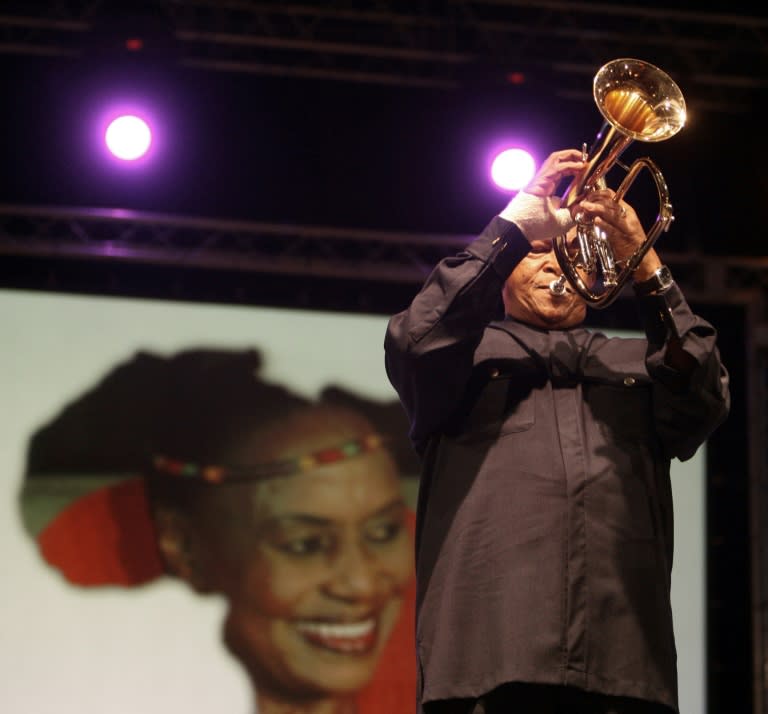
[524,149,587,199]
[577,188,662,282]
[499,149,587,243]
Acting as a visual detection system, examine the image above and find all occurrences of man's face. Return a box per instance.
[501,235,587,329]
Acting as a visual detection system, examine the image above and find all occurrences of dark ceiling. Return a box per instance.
[1,0,767,307]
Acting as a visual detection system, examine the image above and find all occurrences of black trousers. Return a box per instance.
[423,683,676,714]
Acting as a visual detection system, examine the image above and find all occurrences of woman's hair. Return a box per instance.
[25,346,419,478]
[21,347,420,549]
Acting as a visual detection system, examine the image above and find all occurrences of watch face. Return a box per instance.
[657,266,673,289]
[635,265,673,296]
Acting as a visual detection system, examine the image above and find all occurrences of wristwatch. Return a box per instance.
[633,265,673,297]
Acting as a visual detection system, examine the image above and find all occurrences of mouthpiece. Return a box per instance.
[549,276,567,296]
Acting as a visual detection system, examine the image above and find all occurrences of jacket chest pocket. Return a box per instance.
[585,379,653,441]
[450,368,537,443]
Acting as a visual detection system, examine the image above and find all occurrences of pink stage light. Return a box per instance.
[490,147,536,191]
[104,115,152,161]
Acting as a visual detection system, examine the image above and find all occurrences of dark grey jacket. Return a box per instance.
[384,216,730,712]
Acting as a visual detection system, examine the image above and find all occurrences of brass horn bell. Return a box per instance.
[550,58,686,308]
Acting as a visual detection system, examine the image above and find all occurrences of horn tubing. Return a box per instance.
[552,58,685,309]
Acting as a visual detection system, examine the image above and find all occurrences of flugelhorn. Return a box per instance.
[550,58,686,308]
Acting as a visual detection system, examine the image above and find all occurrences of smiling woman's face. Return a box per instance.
[188,407,413,700]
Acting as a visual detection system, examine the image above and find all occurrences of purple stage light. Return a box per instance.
[104,115,152,161]
[490,147,536,192]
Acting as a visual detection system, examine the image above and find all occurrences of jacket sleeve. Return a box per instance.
[384,216,530,453]
[637,282,731,461]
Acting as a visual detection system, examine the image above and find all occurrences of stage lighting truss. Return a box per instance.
[0,203,469,284]
[0,1,767,115]
[0,203,766,318]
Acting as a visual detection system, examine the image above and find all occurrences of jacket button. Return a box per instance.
[623,376,636,386]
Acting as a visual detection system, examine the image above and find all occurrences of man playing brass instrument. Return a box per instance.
[384,149,730,713]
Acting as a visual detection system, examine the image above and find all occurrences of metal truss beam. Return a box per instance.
[1,1,767,113]
[0,203,765,314]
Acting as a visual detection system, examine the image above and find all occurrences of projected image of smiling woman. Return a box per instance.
[21,349,417,714]
[150,404,413,711]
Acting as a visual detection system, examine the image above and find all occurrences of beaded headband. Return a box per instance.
[151,433,385,484]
